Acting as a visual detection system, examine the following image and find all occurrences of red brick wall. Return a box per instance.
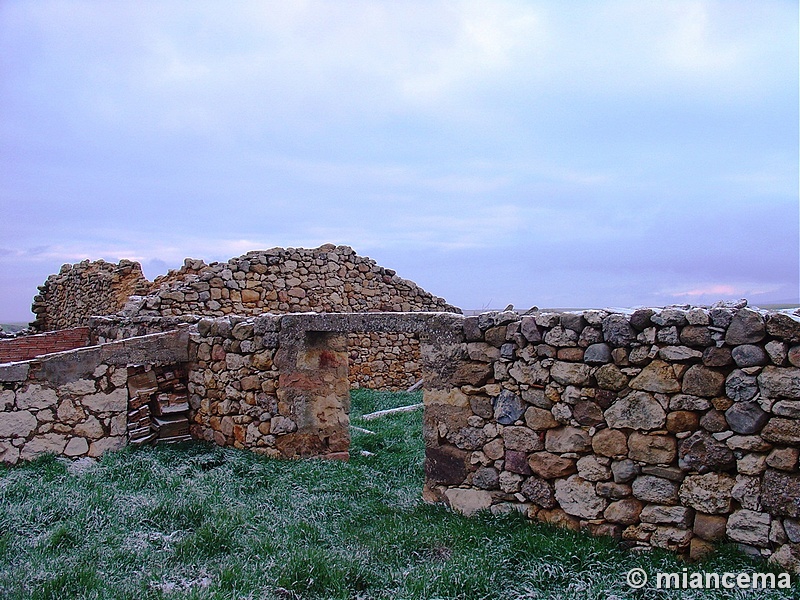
[0,327,90,363]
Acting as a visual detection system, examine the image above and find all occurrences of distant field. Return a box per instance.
[0,323,28,334]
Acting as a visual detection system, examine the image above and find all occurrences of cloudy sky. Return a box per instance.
[1,1,797,321]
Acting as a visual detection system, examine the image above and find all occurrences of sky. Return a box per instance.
[1,1,798,321]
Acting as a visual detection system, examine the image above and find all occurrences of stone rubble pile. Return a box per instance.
[424,302,800,569]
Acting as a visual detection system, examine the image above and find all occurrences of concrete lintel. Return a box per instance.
[0,361,31,382]
[279,311,464,336]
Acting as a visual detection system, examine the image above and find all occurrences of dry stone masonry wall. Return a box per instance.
[32,245,458,390]
[423,302,800,571]
[32,259,150,331]
[4,303,800,570]
[0,329,189,465]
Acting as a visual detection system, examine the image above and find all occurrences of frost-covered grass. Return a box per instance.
[0,389,796,599]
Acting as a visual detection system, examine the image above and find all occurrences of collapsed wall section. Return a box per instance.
[31,259,150,331]
[425,303,800,569]
[33,245,459,390]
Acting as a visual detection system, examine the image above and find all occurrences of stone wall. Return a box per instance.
[0,327,90,363]
[423,303,800,569]
[31,259,150,331]
[0,329,189,465]
[33,245,459,390]
[5,303,800,569]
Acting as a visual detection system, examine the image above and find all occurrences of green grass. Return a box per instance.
[0,390,796,599]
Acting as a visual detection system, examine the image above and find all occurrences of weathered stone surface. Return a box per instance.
[758,366,800,399]
[425,445,468,485]
[737,453,767,476]
[629,360,681,393]
[592,428,627,457]
[703,346,733,367]
[445,488,492,516]
[596,481,631,498]
[576,455,611,481]
[640,505,693,527]
[725,402,768,435]
[725,308,766,344]
[659,346,703,362]
[524,406,558,430]
[0,410,37,438]
[602,315,636,347]
[650,526,692,550]
[612,459,639,483]
[762,418,800,444]
[604,392,665,431]
[699,409,727,433]
[82,388,128,414]
[632,475,679,504]
[726,435,772,452]
[679,473,735,514]
[766,447,799,471]
[504,450,531,475]
[641,465,684,481]
[766,313,800,343]
[502,426,543,452]
[731,345,768,367]
[762,470,800,518]
[682,365,725,397]
[15,384,58,410]
[680,431,736,473]
[472,466,499,489]
[680,326,713,347]
[727,510,771,547]
[604,499,642,525]
[554,475,607,519]
[520,477,556,508]
[629,309,654,330]
[628,433,676,465]
[451,362,492,386]
[773,400,800,418]
[520,317,541,343]
[584,343,612,364]
[544,326,578,347]
[545,426,591,453]
[20,433,68,460]
[731,474,761,511]
[669,394,711,411]
[594,364,628,391]
[693,513,728,541]
[528,452,576,479]
[549,362,591,387]
[74,415,104,438]
[725,369,759,402]
[508,362,548,386]
[666,410,699,432]
[572,401,603,426]
[466,343,500,362]
[63,436,89,456]
[765,340,788,366]
[492,390,525,425]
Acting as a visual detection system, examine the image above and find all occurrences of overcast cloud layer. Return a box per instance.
[1,1,797,321]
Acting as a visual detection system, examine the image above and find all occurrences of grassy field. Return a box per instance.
[0,390,796,599]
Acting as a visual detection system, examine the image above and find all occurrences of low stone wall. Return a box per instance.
[91,315,422,391]
[424,304,800,569]
[6,304,800,570]
[0,329,189,465]
[0,327,90,363]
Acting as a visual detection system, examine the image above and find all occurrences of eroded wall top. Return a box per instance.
[32,245,459,332]
[31,259,150,331]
